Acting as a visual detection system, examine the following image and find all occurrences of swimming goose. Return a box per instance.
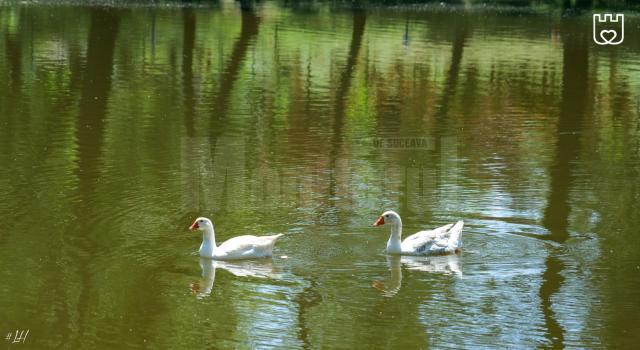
[189,217,283,260]
[373,210,463,256]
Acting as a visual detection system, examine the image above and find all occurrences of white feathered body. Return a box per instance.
[387,220,464,256]
[200,234,283,260]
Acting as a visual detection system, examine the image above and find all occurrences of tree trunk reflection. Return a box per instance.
[327,8,366,219]
[182,7,196,137]
[540,20,589,349]
[72,8,120,347]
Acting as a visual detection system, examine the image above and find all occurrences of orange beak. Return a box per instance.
[189,222,199,230]
[373,216,385,227]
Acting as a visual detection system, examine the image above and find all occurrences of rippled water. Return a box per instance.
[1,2,639,349]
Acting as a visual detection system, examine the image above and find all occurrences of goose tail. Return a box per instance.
[269,233,284,247]
[447,220,464,248]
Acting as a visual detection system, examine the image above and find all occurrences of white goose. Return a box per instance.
[373,210,464,256]
[189,217,283,260]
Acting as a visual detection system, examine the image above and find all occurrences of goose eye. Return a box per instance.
[385,215,389,218]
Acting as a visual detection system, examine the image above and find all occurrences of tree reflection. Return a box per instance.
[295,279,322,348]
[72,8,120,347]
[542,27,588,244]
[182,1,262,342]
[327,7,366,221]
[433,18,469,127]
[291,8,367,347]
[206,2,260,211]
[5,19,21,97]
[212,2,260,118]
[562,0,592,14]
[75,10,120,186]
[4,3,640,348]
[182,6,196,137]
[332,8,366,130]
[540,255,566,349]
[540,20,589,349]
[3,9,23,149]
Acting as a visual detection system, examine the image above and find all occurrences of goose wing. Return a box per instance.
[216,234,283,259]
[401,223,459,254]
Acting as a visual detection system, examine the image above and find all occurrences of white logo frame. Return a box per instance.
[593,14,624,46]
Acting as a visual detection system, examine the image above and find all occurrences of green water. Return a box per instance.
[1,2,639,349]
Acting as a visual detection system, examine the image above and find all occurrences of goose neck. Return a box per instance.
[202,226,217,248]
[386,222,403,253]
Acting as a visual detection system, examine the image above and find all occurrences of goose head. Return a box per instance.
[373,210,401,227]
[189,217,214,231]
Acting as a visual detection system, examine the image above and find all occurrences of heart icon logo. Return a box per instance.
[593,14,625,45]
[600,29,617,43]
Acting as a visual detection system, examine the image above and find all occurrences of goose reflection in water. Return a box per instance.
[190,258,280,298]
[372,254,462,297]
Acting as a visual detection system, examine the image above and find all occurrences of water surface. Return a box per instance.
[1,2,639,349]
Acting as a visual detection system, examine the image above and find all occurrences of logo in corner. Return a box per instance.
[593,14,624,46]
